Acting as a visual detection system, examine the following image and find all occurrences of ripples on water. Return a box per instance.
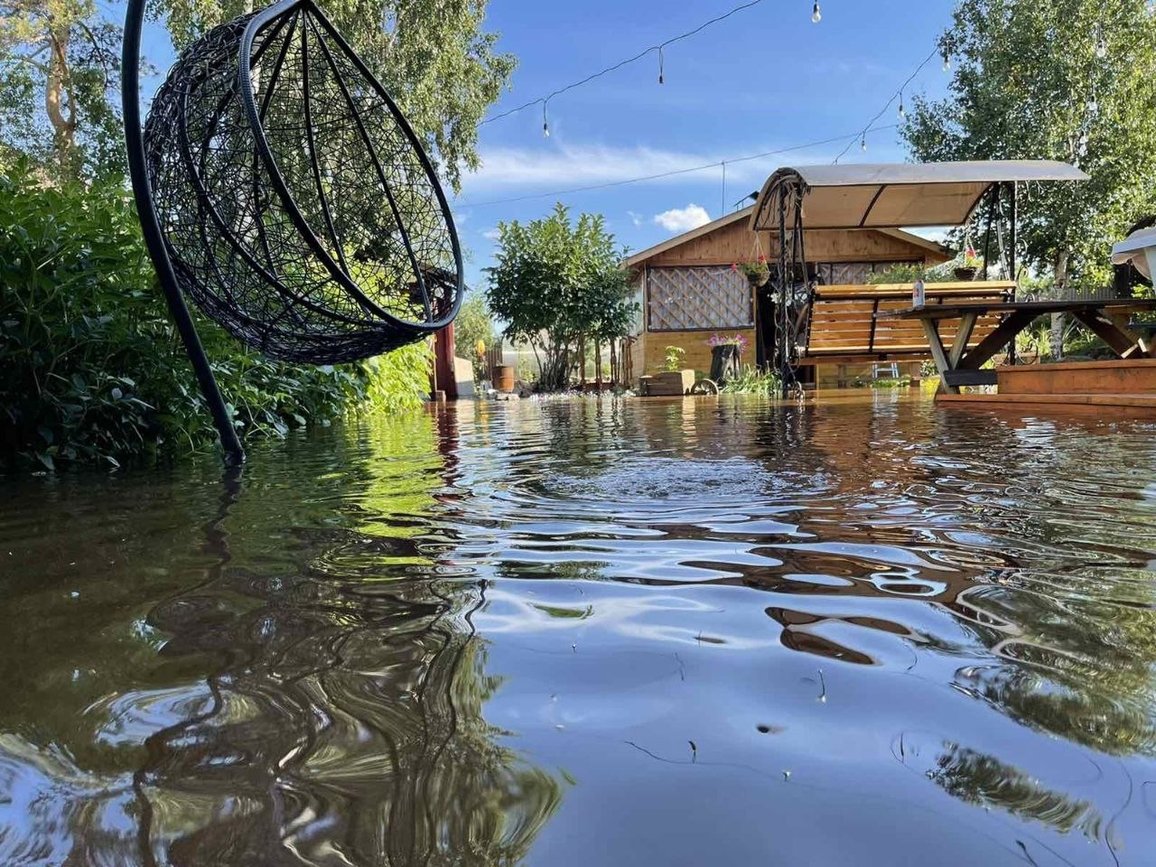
[2,392,1156,865]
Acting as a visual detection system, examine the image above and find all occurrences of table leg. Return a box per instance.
[920,318,957,394]
[959,309,1037,371]
[1071,308,1146,357]
[949,311,979,368]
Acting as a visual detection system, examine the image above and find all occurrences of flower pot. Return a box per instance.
[954,266,977,281]
[709,344,742,384]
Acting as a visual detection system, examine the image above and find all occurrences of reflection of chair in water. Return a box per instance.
[130,477,562,865]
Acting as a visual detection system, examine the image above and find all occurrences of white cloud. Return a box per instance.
[627,210,644,227]
[653,204,711,234]
[482,227,501,241]
[462,142,762,195]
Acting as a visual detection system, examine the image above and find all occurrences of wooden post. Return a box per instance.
[434,322,457,400]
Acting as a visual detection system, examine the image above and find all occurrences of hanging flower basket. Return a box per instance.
[734,258,770,288]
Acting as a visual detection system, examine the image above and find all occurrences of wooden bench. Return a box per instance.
[800,281,1015,363]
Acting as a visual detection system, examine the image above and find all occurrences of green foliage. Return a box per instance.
[0,165,429,470]
[486,203,638,391]
[720,365,781,395]
[866,263,954,284]
[662,345,686,372]
[453,291,496,380]
[902,0,1156,289]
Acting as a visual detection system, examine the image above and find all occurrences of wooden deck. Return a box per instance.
[937,358,1156,418]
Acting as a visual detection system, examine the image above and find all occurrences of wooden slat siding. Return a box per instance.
[645,223,954,267]
[805,281,1011,359]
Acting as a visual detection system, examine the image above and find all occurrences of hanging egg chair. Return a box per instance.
[141,0,463,364]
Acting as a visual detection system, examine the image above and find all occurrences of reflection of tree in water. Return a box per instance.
[929,742,1103,839]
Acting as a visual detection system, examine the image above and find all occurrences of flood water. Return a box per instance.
[2,392,1156,866]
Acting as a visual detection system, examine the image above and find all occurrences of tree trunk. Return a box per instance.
[1051,250,1068,360]
[46,24,77,170]
[594,338,602,386]
[609,338,618,385]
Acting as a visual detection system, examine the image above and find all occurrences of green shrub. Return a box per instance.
[866,263,953,284]
[0,164,429,470]
[720,364,781,395]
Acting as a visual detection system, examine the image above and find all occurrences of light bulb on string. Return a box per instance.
[860,134,867,152]
[1095,38,1108,59]
[898,92,905,119]
[658,46,665,84]
[811,1,821,23]
[942,49,951,72]
[542,103,550,138]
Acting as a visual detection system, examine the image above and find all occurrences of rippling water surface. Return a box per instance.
[3,392,1156,865]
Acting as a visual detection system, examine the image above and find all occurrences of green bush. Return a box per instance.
[0,164,429,470]
[720,364,781,395]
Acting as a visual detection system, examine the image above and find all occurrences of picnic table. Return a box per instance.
[877,298,1156,393]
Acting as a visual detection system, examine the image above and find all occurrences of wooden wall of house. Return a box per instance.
[645,223,948,267]
[637,328,758,378]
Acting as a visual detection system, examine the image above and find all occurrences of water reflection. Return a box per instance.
[2,394,1156,865]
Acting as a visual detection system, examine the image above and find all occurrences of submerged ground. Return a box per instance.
[2,392,1155,865]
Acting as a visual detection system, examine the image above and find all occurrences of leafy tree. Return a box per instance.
[486,203,636,391]
[0,0,122,175]
[902,0,1156,291]
[453,291,496,379]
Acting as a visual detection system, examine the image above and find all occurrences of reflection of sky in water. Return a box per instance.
[2,396,1156,865]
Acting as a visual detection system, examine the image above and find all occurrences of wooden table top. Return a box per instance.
[877,297,1156,321]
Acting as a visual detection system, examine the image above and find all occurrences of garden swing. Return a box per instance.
[122,0,464,465]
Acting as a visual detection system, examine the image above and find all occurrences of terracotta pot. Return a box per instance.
[493,364,515,393]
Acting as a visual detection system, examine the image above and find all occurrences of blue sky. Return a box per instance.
[135,0,959,287]
[453,0,959,286]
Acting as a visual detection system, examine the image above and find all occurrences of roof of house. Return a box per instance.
[625,204,951,268]
[749,160,1088,231]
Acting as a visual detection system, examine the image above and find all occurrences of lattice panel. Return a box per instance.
[647,266,753,331]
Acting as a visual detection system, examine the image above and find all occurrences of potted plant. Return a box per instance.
[707,333,747,384]
[954,246,981,281]
[734,256,771,288]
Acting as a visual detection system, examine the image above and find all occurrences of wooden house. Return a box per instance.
[625,205,952,387]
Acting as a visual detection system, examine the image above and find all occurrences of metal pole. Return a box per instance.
[122,0,245,466]
[1008,181,1018,365]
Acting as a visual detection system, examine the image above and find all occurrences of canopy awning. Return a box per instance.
[749,160,1088,231]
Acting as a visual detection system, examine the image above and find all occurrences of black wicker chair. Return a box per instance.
[123,0,463,461]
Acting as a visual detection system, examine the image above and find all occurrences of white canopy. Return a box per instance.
[749,160,1088,231]
[1111,226,1156,280]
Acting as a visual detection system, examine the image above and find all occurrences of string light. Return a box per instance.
[542,103,550,138]
[941,48,951,71]
[1095,37,1108,59]
[458,125,898,208]
[481,0,771,126]
[658,46,665,84]
[833,45,938,164]
[811,1,821,23]
[898,91,905,119]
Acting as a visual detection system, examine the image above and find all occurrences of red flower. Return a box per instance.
[731,263,738,271]
[757,254,766,263]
